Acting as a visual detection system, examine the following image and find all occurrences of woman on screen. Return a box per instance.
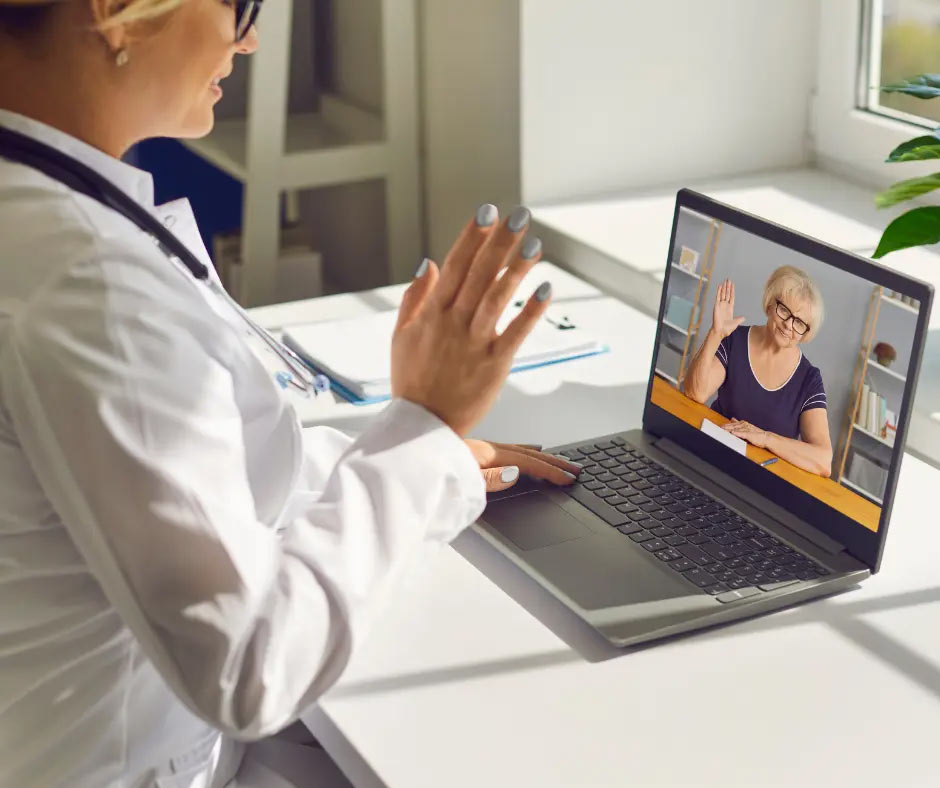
[683,265,833,477]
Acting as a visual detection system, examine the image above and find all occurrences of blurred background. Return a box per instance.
[129,0,940,469]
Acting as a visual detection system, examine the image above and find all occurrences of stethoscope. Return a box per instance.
[0,125,329,398]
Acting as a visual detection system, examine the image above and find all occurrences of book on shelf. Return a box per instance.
[858,383,870,431]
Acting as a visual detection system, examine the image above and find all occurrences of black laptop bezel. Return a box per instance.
[642,189,933,573]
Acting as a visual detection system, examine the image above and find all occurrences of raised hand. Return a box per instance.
[391,204,550,437]
[711,279,745,340]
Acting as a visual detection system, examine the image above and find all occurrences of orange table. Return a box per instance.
[650,375,881,532]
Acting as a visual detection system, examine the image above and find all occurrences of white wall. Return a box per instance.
[420,0,522,261]
[520,0,820,205]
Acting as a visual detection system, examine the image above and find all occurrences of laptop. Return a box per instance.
[475,188,933,648]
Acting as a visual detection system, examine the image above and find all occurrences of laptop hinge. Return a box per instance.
[651,437,847,556]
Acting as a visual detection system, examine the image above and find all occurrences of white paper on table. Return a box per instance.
[700,418,747,456]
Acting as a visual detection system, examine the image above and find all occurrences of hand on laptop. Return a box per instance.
[391,204,551,438]
[465,439,581,491]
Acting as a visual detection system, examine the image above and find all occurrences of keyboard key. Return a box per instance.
[605,495,630,507]
[616,503,638,513]
[561,450,585,461]
[758,580,799,592]
[596,440,615,450]
[596,472,618,484]
[565,484,631,527]
[577,444,598,454]
[640,502,661,512]
[608,479,629,490]
[716,587,761,603]
[676,526,697,537]
[581,464,602,475]
[611,436,627,446]
[655,548,683,562]
[650,526,673,537]
[670,558,695,572]
[703,584,730,595]
[627,510,651,522]
[599,459,619,469]
[649,509,674,521]
[713,535,736,546]
[584,481,603,491]
[677,544,712,565]
[595,489,616,499]
[688,534,710,545]
[684,569,718,588]
[726,578,752,590]
[606,448,627,458]
[701,543,734,562]
[616,522,643,536]
[642,539,669,552]
[665,535,687,547]
[796,569,819,581]
[629,530,653,543]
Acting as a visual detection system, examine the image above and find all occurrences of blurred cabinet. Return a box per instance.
[181,0,421,306]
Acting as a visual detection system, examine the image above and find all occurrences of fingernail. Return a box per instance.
[563,471,577,482]
[476,203,498,227]
[414,257,429,279]
[507,206,531,233]
[500,466,520,483]
[521,236,542,259]
[535,281,552,302]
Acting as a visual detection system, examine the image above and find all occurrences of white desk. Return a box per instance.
[251,263,940,788]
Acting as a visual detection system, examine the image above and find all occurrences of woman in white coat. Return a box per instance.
[0,1,580,785]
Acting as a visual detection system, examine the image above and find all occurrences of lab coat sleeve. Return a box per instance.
[0,249,486,740]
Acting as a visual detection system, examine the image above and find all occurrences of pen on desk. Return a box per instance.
[760,457,778,467]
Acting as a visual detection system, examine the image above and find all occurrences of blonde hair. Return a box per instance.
[761,265,824,342]
[97,0,184,30]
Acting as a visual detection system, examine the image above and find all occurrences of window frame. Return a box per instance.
[813,0,938,189]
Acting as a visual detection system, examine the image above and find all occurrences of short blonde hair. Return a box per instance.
[97,0,183,30]
[761,265,824,342]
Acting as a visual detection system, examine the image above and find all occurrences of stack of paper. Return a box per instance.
[283,305,607,403]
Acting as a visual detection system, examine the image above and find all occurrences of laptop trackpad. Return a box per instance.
[483,493,591,551]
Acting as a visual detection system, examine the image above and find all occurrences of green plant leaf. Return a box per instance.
[886,132,940,162]
[875,173,940,208]
[873,206,940,258]
[882,73,940,99]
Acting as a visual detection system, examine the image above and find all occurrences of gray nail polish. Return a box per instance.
[521,236,542,259]
[535,281,552,302]
[500,466,520,483]
[414,257,429,278]
[475,203,498,227]
[507,206,531,233]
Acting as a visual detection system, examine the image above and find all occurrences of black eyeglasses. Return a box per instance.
[775,300,809,336]
[234,0,262,42]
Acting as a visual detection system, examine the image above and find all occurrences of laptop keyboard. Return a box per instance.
[559,437,830,600]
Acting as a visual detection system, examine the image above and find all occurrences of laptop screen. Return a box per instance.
[644,190,932,571]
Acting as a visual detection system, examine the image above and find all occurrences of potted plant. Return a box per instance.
[873,74,940,259]
[873,341,897,367]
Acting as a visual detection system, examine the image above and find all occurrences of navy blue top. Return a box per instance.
[712,326,827,440]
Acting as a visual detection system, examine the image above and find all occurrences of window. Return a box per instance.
[861,0,940,128]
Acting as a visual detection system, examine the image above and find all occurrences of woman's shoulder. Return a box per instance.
[797,354,825,390]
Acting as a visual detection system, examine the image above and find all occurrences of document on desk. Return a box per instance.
[700,418,747,455]
[282,302,607,404]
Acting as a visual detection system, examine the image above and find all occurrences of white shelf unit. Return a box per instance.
[670,263,707,282]
[851,422,895,449]
[661,318,691,336]
[180,0,421,306]
[840,477,884,506]
[880,293,919,314]
[866,357,906,382]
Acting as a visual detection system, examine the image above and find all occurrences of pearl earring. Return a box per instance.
[115,48,129,67]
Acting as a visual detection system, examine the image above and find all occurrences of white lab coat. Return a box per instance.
[0,110,486,787]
